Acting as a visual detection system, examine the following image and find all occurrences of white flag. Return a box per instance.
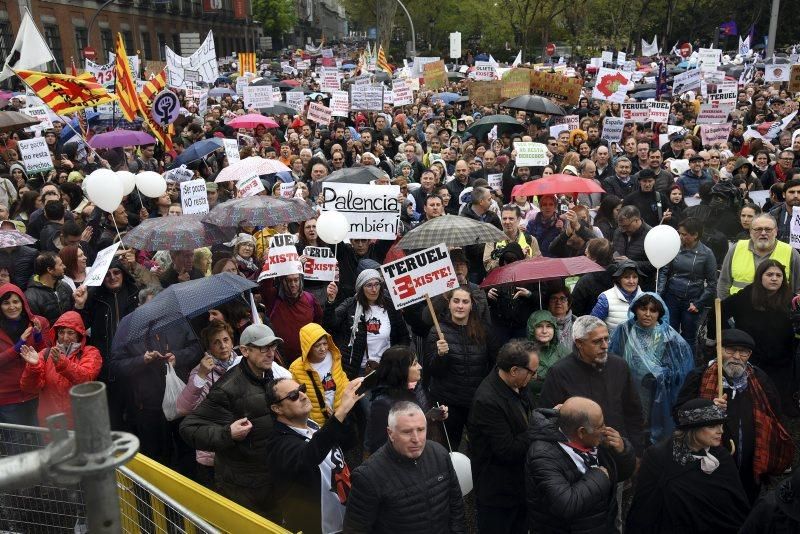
[489,54,498,67]
[642,36,659,57]
[738,35,751,57]
[488,125,498,142]
[512,50,522,67]
[0,9,54,82]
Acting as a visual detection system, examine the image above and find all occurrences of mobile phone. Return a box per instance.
[427,407,446,419]
[356,370,379,396]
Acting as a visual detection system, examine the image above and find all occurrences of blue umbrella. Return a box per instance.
[215,75,231,83]
[59,110,100,142]
[341,63,356,70]
[275,171,295,183]
[475,53,489,61]
[209,87,236,98]
[168,138,225,169]
[430,92,461,104]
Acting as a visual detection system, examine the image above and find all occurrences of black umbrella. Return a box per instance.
[323,166,386,184]
[447,72,466,80]
[249,77,280,86]
[628,83,657,93]
[500,95,566,116]
[466,114,526,140]
[259,103,300,116]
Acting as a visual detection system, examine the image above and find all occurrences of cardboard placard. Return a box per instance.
[591,68,631,103]
[257,233,302,281]
[487,173,502,193]
[697,103,734,124]
[307,102,332,124]
[17,137,53,174]
[700,123,732,148]
[529,70,583,105]
[20,105,53,131]
[350,84,384,111]
[380,244,458,309]
[501,68,531,99]
[330,91,350,117]
[243,86,274,109]
[601,117,625,143]
[515,142,549,166]
[423,60,447,90]
[236,173,265,197]
[302,246,338,282]
[475,61,496,81]
[279,182,295,198]
[223,138,240,163]
[321,182,400,239]
[84,242,123,287]
[788,65,800,93]
[469,80,503,106]
[286,91,305,114]
[392,79,413,107]
[180,179,209,214]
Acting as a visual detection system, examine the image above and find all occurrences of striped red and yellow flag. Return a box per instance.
[377,45,393,75]
[138,68,167,110]
[15,70,117,115]
[114,32,141,122]
[238,52,256,76]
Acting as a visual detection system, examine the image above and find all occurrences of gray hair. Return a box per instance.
[615,156,631,166]
[138,285,162,304]
[387,401,425,430]
[572,315,607,342]
[751,213,777,228]
[618,205,640,221]
[472,186,490,205]
[558,407,594,437]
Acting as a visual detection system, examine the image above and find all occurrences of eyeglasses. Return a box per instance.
[750,226,776,234]
[247,344,278,354]
[517,365,538,377]
[273,383,307,404]
[549,296,568,303]
[723,347,752,359]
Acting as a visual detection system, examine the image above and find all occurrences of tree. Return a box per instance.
[252,0,296,36]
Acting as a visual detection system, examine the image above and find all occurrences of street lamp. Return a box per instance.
[395,0,416,58]
[88,0,117,50]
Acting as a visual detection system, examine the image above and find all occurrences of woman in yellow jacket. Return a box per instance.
[290,323,350,425]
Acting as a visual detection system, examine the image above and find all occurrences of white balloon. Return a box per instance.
[136,171,167,198]
[315,210,349,245]
[85,170,123,213]
[450,452,473,496]
[644,224,681,268]
[116,171,136,196]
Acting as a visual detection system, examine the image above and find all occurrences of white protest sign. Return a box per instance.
[243,86,274,109]
[475,61,496,80]
[236,173,265,197]
[697,103,734,124]
[307,102,332,124]
[180,179,209,214]
[791,207,800,250]
[321,183,400,239]
[84,242,122,287]
[515,142,549,167]
[591,68,631,103]
[648,101,670,123]
[257,233,302,281]
[620,102,650,123]
[601,117,625,143]
[320,68,340,92]
[708,91,737,108]
[166,165,195,183]
[17,138,53,174]
[86,53,140,88]
[700,123,732,147]
[330,91,349,117]
[380,244,459,309]
[765,64,791,83]
[616,52,627,65]
[487,173,502,193]
[601,51,614,65]
[286,91,305,114]
[350,85,384,111]
[549,123,569,137]
[197,91,208,117]
[302,246,338,282]
[672,69,702,94]
[697,48,721,72]
[392,79,413,107]
[412,57,441,76]
[279,182,295,198]
[235,77,249,96]
[555,115,580,130]
[223,139,240,163]
[20,105,53,131]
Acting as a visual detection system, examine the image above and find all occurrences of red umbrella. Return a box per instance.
[515,174,606,197]
[283,79,302,86]
[480,256,605,288]
[227,114,280,129]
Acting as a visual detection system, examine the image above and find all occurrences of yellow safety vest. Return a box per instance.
[496,231,534,257]
[729,239,792,294]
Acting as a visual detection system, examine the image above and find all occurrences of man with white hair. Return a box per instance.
[540,315,646,455]
[344,401,466,533]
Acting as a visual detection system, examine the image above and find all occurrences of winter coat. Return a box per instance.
[603,175,638,199]
[19,311,101,427]
[526,310,570,397]
[24,276,74,325]
[527,213,562,258]
[657,240,717,307]
[0,284,51,406]
[591,284,643,334]
[623,190,668,227]
[343,440,466,534]
[677,169,713,197]
[260,277,322,365]
[611,222,654,288]
[571,266,614,317]
[364,384,431,454]
[525,410,636,534]
[290,323,350,425]
[0,246,37,291]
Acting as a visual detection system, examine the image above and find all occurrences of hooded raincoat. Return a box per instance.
[609,292,694,443]
[526,310,569,398]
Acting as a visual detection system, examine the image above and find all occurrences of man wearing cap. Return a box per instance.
[622,169,668,227]
[661,132,686,160]
[677,155,713,197]
[632,149,672,194]
[180,323,292,519]
[206,182,220,209]
[611,206,655,290]
[677,329,794,502]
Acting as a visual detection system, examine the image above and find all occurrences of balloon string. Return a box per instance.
[110,214,127,251]
[137,189,145,210]
[437,402,453,453]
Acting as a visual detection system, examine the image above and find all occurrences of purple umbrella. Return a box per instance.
[88,129,157,149]
[0,230,37,249]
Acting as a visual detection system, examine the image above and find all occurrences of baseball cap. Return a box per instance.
[240,324,283,347]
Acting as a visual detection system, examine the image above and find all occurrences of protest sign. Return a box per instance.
[515,142,549,166]
[529,71,583,105]
[423,60,447,90]
[257,233,302,281]
[380,244,458,309]
[320,68,340,92]
[672,69,701,94]
[279,182,295,198]
[765,64,791,83]
[20,105,53,131]
[789,65,800,93]
[708,91,737,108]
[549,123,569,137]
[17,138,53,174]
[601,117,625,143]
[412,56,440,76]
[330,91,349,117]
[620,102,650,123]
[487,173,503,193]
[166,165,195,183]
[591,68,631,103]
[307,102,332,124]
[700,123,732,147]
[649,101,670,123]
[321,183,400,239]
[697,103,733,124]
[475,61,496,81]
[235,77,249,96]
[350,84,384,111]
[197,91,208,116]
[392,79,413,106]
[180,179,209,214]
[469,80,503,106]
[84,242,122,287]
[790,207,800,250]
[243,86,274,109]
[501,68,531,99]
[236,173,265,197]
[302,246,338,282]
[86,53,140,88]
[697,48,721,72]
[601,51,614,65]
[223,138,240,163]
[286,91,306,113]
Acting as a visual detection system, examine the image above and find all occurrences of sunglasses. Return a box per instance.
[273,383,307,404]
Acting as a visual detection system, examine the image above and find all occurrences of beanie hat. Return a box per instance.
[355,268,382,293]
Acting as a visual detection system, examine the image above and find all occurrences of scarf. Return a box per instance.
[721,368,749,398]
[57,342,80,357]
[564,440,599,468]
[212,352,237,372]
[672,436,720,473]
[699,362,794,479]
[775,164,788,184]
[235,254,258,272]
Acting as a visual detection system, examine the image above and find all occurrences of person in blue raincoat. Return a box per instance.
[609,292,694,444]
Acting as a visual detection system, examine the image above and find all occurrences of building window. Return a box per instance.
[140,32,152,60]
[100,29,113,62]
[172,34,180,55]
[43,24,64,71]
[122,31,134,53]
[74,27,88,59]
[0,20,13,59]
[157,32,167,60]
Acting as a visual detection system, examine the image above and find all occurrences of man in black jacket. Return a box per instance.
[468,340,539,534]
[611,205,654,290]
[265,376,363,534]
[344,401,466,533]
[622,169,667,227]
[526,397,636,533]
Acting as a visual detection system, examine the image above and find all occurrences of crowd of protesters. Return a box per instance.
[1,40,800,533]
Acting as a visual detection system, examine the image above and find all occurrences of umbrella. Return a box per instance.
[480,256,605,288]
[323,166,386,184]
[632,90,657,101]
[215,156,290,183]
[430,92,462,104]
[114,273,257,342]
[215,76,231,83]
[209,87,236,98]
[466,114,526,140]
[203,196,316,227]
[259,103,300,116]
[447,72,466,80]
[88,129,156,149]
[0,230,36,248]
[516,174,606,197]
[341,63,356,70]
[455,96,470,104]
[169,138,225,169]
[628,83,656,93]
[249,78,279,86]
[123,213,235,250]
[227,114,279,129]
[500,95,565,116]
[0,111,40,133]
[397,215,507,249]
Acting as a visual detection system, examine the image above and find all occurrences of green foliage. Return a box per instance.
[253,0,297,36]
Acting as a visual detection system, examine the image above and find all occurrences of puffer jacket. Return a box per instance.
[343,440,466,534]
[571,266,614,317]
[677,169,713,197]
[290,323,349,425]
[19,311,101,427]
[424,318,496,407]
[591,285,642,335]
[657,240,717,307]
[525,410,636,534]
[24,276,74,325]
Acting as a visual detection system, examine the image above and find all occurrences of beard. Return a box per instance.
[723,360,746,379]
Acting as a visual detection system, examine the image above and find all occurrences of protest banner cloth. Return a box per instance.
[330,91,350,117]
[475,61,496,81]
[302,246,338,282]
[672,69,702,94]
[321,183,400,239]
[601,117,625,143]
[165,31,218,87]
[307,102,332,124]
[350,84,384,111]
[20,105,53,131]
[380,243,458,310]
[279,182,295,198]
[515,142,549,167]
[180,179,209,215]
[243,86,274,109]
[392,79,413,107]
[258,233,303,281]
[469,80,503,106]
[423,60,447,90]
[501,68,531,99]
[236,173,266,197]
[487,173,503,193]
[591,68,631,103]
[697,103,734,124]
[529,70,583,105]
[84,243,122,287]
[18,137,53,173]
[223,138,240,163]
[286,91,306,113]
[85,54,140,88]
[700,123,732,147]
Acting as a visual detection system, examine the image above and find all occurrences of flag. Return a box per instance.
[138,68,167,109]
[0,8,55,82]
[16,70,117,115]
[114,32,141,122]
[512,50,522,67]
[642,36,659,57]
[377,45,393,75]
[720,21,738,36]
[656,59,668,99]
[238,52,256,75]
[738,35,751,56]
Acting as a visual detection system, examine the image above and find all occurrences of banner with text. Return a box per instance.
[380,244,458,309]
[302,246,338,282]
[258,233,303,281]
[321,183,400,239]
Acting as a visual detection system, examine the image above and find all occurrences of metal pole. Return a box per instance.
[766,0,780,58]
[395,0,415,58]
[88,0,117,50]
